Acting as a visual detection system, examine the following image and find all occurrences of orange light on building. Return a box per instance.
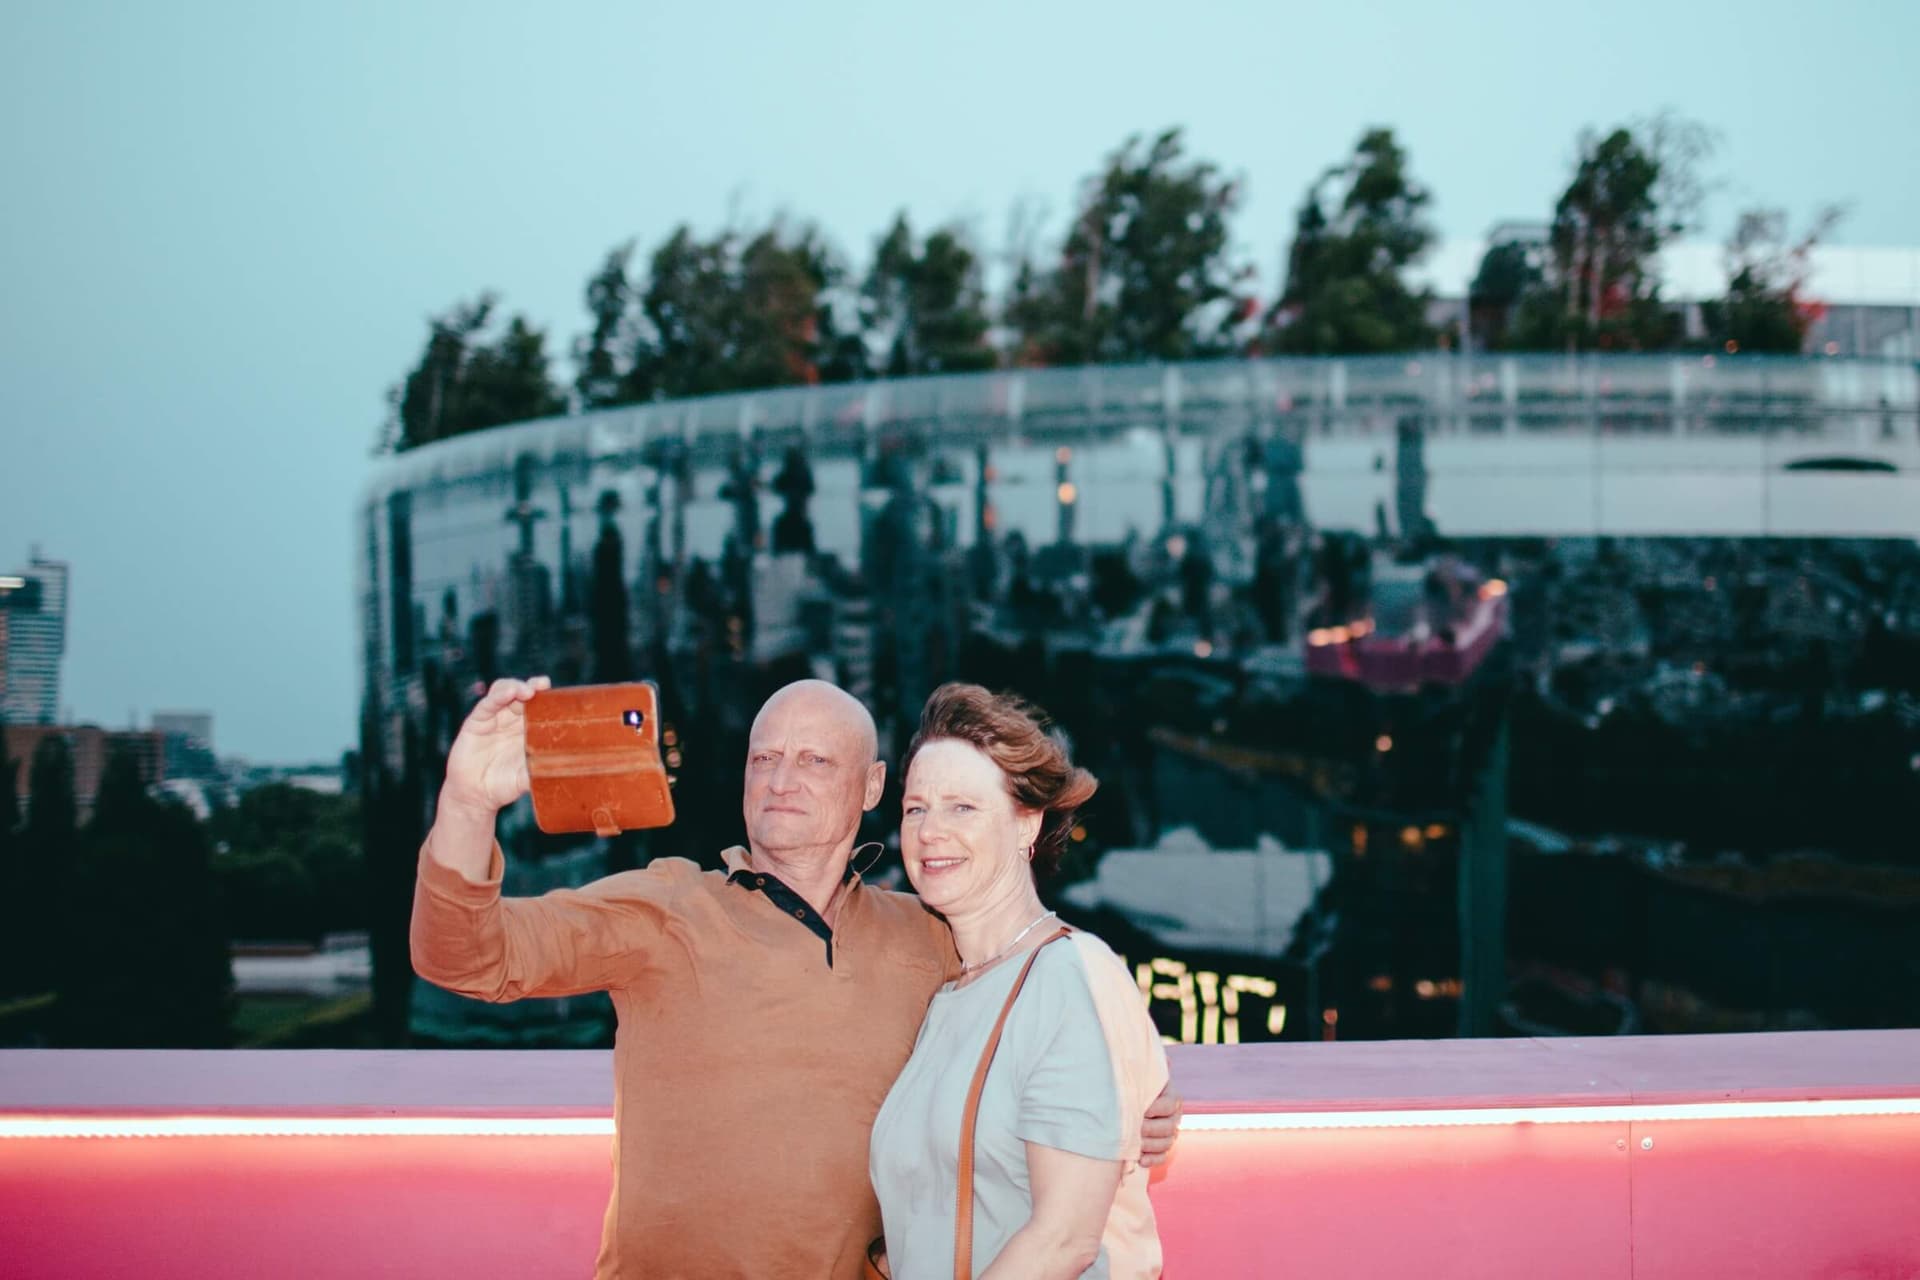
[1194,640,1213,658]
[1054,446,1073,464]
[1400,826,1424,851]
[1375,734,1393,753]
[1479,579,1509,600]
[1057,482,1078,505]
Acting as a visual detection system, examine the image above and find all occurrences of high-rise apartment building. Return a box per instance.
[0,551,70,726]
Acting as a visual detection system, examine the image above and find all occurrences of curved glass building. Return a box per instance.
[359,353,1920,1045]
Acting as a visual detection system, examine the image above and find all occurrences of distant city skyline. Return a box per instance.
[4,0,1918,761]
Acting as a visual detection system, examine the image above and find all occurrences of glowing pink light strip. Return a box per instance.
[2,1096,1916,1140]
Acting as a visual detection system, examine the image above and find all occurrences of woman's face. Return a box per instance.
[900,738,1042,916]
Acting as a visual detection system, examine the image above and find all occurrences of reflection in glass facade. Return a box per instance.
[358,354,1920,1045]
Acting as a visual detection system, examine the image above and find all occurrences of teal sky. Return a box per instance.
[2,0,1916,762]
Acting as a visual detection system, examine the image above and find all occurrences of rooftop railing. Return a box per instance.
[6,1031,1918,1277]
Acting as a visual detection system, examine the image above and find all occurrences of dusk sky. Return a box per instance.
[3,0,1916,763]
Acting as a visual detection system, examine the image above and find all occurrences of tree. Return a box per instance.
[57,745,231,1046]
[575,242,637,409]
[1009,129,1251,365]
[1467,238,1546,350]
[1701,206,1845,354]
[629,221,851,400]
[1547,127,1667,349]
[386,297,565,449]
[209,782,366,942]
[465,315,567,427]
[1267,128,1434,354]
[864,214,994,376]
[12,735,77,996]
[0,720,18,995]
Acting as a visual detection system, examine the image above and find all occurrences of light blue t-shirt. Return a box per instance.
[869,933,1165,1279]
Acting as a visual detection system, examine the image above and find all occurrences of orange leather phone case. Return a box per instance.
[524,682,676,837]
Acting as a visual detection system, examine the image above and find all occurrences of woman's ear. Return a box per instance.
[1016,807,1044,855]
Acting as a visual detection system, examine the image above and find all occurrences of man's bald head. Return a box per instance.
[751,680,879,765]
[742,680,885,866]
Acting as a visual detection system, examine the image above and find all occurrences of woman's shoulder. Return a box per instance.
[1026,928,1140,1007]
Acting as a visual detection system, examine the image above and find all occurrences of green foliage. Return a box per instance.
[575,242,637,409]
[1267,128,1434,354]
[1699,207,1845,354]
[0,722,20,996]
[1543,128,1668,349]
[387,296,566,450]
[8,735,77,995]
[208,782,366,942]
[1010,129,1251,365]
[1468,239,1546,350]
[56,746,232,1047]
[627,221,856,400]
[864,213,994,377]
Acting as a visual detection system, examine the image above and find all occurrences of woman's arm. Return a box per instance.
[977,1143,1123,1279]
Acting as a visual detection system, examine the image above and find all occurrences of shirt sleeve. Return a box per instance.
[409,830,696,1001]
[1010,943,1132,1163]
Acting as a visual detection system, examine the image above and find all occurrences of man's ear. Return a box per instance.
[863,760,887,811]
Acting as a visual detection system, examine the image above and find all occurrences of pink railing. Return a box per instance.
[3,1031,1917,1277]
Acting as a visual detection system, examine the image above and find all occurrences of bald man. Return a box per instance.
[411,677,1180,1280]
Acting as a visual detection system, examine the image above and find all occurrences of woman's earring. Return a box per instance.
[1024,844,1035,861]
[851,841,884,877]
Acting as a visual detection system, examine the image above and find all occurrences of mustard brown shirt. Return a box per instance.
[410,838,956,1279]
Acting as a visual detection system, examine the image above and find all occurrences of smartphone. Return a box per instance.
[523,681,677,837]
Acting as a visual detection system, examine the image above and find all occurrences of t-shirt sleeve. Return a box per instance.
[410,833,696,1001]
[1010,944,1131,1163]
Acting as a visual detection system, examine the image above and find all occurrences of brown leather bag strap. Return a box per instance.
[953,926,1072,1280]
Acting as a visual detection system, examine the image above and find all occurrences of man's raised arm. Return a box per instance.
[411,676,672,1002]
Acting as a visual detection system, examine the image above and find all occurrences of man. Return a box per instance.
[412,676,1180,1279]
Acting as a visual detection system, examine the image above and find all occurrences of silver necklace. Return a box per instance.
[957,910,1058,976]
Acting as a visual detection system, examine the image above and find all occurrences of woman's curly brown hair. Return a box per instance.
[903,682,1098,878]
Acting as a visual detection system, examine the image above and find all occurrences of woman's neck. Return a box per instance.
[947,882,1052,972]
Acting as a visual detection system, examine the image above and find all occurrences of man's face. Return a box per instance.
[742,687,882,859]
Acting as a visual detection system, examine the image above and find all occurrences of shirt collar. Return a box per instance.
[722,846,859,965]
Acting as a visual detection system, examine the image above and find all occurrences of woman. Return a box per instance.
[870,683,1167,1279]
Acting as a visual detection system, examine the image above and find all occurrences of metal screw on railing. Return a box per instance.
[1641,1137,1655,1151]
